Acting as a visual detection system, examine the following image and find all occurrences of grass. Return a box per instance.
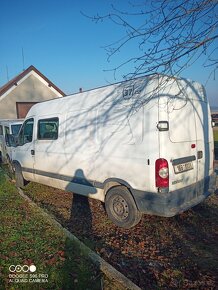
[213,129,218,149]
[213,129,218,152]
[213,130,218,142]
[0,166,111,290]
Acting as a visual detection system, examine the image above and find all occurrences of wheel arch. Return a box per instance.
[103,178,139,208]
[103,178,132,194]
[12,160,22,169]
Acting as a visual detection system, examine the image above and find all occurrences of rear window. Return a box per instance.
[37,118,59,140]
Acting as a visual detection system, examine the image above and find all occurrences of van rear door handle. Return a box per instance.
[31,150,35,156]
[197,151,203,159]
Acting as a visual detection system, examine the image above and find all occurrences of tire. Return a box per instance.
[105,186,142,229]
[14,163,25,188]
[6,156,13,173]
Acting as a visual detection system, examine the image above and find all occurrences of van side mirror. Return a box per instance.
[212,121,216,128]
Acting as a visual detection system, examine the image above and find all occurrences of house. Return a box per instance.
[0,65,66,119]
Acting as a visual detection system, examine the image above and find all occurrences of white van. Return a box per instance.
[0,119,23,164]
[11,75,216,228]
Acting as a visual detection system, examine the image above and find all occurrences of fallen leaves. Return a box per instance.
[22,181,218,289]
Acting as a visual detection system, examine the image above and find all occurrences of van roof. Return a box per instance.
[0,119,24,125]
[26,74,206,118]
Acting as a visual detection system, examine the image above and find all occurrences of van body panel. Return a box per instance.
[92,100,159,192]
[63,109,97,182]
[12,75,216,217]
[0,119,23,163]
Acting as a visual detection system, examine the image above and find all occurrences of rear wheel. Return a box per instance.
[105,186,142,228]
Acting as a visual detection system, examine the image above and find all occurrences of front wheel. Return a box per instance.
[105,186,142,229]
[6,155,14,173]
[14,163,25,188]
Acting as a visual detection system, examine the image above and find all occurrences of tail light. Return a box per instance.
[155,158,169,188]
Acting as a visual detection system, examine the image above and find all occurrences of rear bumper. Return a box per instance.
[132,173,217,217]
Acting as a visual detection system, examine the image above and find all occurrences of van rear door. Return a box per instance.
[160,77,214,194]
[167,97,198,191]
[193,100,214,183]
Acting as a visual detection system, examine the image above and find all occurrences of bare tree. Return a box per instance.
[83,0,218,80]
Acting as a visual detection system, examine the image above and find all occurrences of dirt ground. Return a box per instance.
[23,180,218,290]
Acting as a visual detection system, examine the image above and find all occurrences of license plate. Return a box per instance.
[174,161,193,174]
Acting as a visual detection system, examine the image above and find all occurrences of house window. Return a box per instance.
[37,118,59,140]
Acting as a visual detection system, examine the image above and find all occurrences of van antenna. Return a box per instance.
[6,65,9,81]
[22,47,25,71]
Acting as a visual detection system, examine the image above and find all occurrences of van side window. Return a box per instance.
[18,118,34,146]
[0,125,3,135]
[37,118,59,140]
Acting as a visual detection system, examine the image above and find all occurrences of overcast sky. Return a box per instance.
[0,0,217,106]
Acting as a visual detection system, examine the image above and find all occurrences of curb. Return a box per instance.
[17,188,142,290]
